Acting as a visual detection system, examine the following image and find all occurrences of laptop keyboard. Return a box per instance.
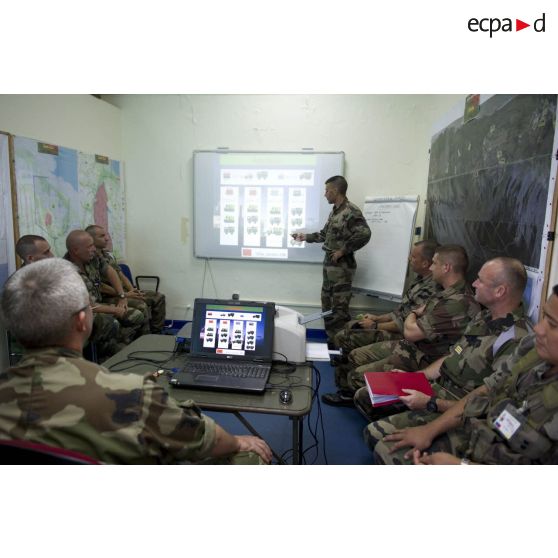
[188,361,268,378]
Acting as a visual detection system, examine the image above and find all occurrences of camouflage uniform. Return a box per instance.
[305,199,371,342]
[341,279,481,392]
[99,251,150,337]
[64,253,146,347]
[361,304,532,441]
[0,347,259,464]
[332,275,441,389]
[100,250,166,333]
[374,334,558,465]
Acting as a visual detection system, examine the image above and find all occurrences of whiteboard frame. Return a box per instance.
[352,195,419,302]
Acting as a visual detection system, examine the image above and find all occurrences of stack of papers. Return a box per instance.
[364,371,434,407]
[305,342,330,361]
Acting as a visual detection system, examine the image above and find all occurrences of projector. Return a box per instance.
[273,305,306,364]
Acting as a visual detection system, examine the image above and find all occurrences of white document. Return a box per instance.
[305,342,330,361]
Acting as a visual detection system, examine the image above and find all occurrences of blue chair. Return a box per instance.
[119,263,160,293]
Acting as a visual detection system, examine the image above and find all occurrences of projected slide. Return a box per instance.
[194,151,344,263]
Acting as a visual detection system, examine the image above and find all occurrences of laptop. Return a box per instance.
[170,298,275,393]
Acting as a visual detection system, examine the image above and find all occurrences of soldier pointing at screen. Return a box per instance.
[292,176,371,343]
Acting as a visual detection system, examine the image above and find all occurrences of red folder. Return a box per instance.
[364,371,434,407]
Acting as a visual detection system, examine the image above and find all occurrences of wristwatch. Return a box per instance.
[426,396,438,413]
[118,292,126,299]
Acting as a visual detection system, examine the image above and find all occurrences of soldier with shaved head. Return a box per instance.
[64,230,146,359]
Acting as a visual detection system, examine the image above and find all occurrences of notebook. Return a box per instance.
[170,298,275,393]
[364,371,434,407]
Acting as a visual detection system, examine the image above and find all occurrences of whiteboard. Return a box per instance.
[352,196,419,301]
[193,150,344,263]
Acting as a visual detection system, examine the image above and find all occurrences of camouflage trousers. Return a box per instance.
[372,419,468,465]
[364,384,463,464]
[321,263,355,342]
[143,290,166,333]
[333,321,400,354]
[341,339,433,393]
[333,339,400,392]
[103,298,149,342]
[90,314,120,360]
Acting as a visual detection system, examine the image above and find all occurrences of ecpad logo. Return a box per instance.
[468,13,546,37]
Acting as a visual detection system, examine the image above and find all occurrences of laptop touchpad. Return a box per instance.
[196,374,219,382]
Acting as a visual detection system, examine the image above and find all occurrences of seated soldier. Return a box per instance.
[357,257,531,432]
[324,244,481,407]
[86,225,166,334]
[15,234,54,265]
[64,230,146,359]
[0,258,272,464]
[323,240,441,406]
[370,285,558,465]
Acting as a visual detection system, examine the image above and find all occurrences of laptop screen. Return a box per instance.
[190,298,275,361]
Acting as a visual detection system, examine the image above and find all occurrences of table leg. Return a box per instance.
[291,416,303,465]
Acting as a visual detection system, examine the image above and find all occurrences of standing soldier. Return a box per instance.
[292,176,371,343]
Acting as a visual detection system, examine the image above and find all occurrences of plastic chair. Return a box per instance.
[0,439,101,464]
[119,263,160,293]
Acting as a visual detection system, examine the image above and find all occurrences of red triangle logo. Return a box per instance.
[516,19,530,31]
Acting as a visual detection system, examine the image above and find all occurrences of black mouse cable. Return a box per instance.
[127,350,177,362]
[313,364,328,465]
[303,365,328,465]
[271,354,298,374]
[265,374,304,390]
[108,359,177,373]
[107,351,176,373]
[271,362,297,374]
[299,368,321,464]
[277,368,326,465]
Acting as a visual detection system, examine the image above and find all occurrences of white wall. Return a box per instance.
[0,94,122,368]
[105,94,461,319]
[0,95,121,157]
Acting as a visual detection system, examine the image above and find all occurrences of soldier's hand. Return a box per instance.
[116,298,128,310]
[235,435,273,464]
[127,290,145,300]
[363,313,379,321]
[413,450,461,465]
[291,233,306,242]
[112,305,126,319]
[331,250,344,263]
[413,304,426,317]
[359,318,375,329]
[399,389,429,410]
[384,425,434,456]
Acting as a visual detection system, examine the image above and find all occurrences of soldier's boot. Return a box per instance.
[321,390,355,407]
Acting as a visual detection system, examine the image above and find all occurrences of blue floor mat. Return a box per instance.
[204,360,373,465]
